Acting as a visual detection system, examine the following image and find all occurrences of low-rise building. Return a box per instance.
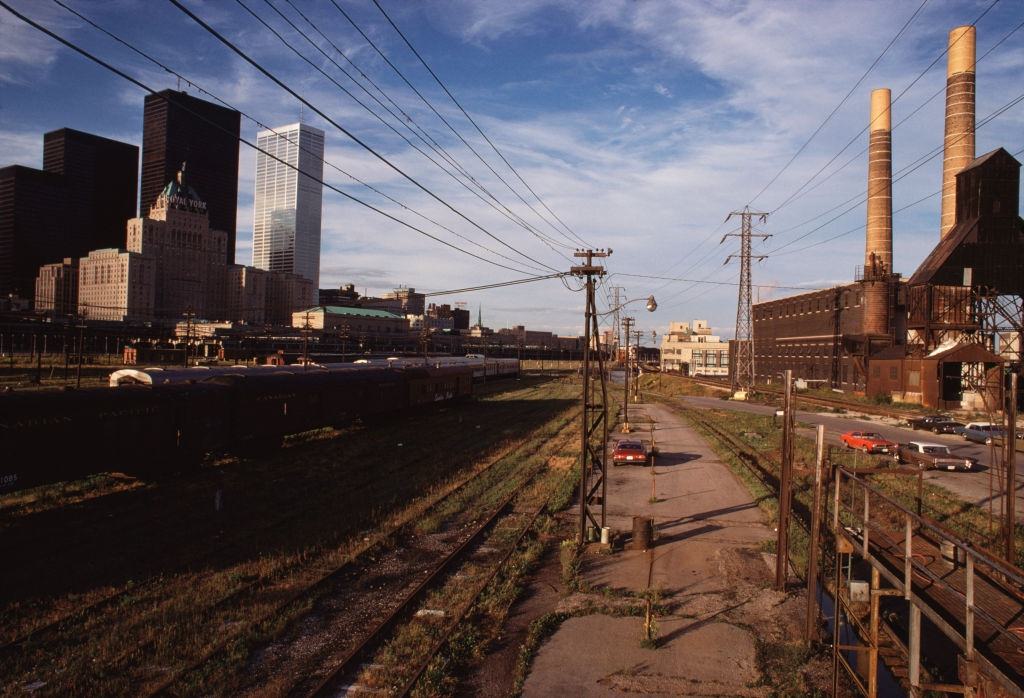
[659,320,730,377]
[34,257,78,316]
[226,264,268,325]
[78,248,155,322]
[292,305,409,339]
[267,272,315,326]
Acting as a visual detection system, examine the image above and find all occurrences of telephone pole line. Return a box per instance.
[622,316,634,433]
[724,206,770,392]
[571,249,611,544]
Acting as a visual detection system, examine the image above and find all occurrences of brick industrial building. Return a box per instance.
[747,26,1022,409]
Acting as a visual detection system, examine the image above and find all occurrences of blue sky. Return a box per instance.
[1,0,1022,341]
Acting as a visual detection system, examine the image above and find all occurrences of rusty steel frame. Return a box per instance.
[832,468,1024,698]
[573,250,610,542]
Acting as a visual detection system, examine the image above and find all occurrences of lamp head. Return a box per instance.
[645,295,657,312]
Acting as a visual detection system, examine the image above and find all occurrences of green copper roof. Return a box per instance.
[159,163,205,207]
[307,306,405,319]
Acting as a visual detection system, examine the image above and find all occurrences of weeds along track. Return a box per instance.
[149,403,581,697]
[678,374,916,420]
[0,379,575,695]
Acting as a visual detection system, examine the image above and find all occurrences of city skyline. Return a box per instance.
[0,1,1021,338]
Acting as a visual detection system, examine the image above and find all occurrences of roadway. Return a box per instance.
[661,392,1023,512]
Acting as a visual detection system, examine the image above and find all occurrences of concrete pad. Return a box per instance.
[523,400,778,696]
[522,615,765,697]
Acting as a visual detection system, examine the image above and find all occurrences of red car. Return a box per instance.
[840,431,896,454]
[612,439,648,465]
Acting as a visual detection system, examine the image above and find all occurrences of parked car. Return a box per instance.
[959,423,1004,445]
[908,415,951,430]
[840,431,897,454]
[929,420,964,435]
[612,439,648,466]
[894,442,976,471]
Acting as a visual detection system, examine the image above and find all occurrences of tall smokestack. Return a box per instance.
[862,89,892,339]
[940,25,976,238]
[865,88,892,274]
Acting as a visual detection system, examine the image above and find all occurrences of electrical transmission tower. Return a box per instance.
[724,207,769,391]
[571,249,611,543]
[610,285,625,353]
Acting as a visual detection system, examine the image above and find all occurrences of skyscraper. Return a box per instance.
[252,123,324,297]
[44,128,138,250]
[141,90,240,263]
[0,128,136,303]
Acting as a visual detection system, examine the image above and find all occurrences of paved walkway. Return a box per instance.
[522,400,790,697]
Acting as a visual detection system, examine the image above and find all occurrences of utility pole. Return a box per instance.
[572,249,611,544]
[776,369,794,590]
[724,207,769,392]
[302,311,311,370]
[1007,372,1019,562]
[622,316,634,433]
[632,329,643,402]
[182,307,195,368]
[75,314,87,389]
[806,423,826,643]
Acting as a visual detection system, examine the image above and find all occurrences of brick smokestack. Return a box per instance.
[865,88,892,274]
[940,25,976,238]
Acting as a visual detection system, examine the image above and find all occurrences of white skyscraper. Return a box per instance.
[252,123,325,297]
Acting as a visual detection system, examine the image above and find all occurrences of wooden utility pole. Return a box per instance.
[182,307,195,368]
[622,316,634,433]
[776,369,794,590]
[805,423,826,643]
[631,329,643,402]
[572,249,611,543]
[1008,372,1019,562]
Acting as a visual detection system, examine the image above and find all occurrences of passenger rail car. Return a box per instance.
[0,364,475,495]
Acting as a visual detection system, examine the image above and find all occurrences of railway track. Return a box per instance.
[678,374,918,421]
[0,380,574,694]
[142,403,581,696]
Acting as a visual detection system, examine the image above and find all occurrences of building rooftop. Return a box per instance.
[306,305,405,319]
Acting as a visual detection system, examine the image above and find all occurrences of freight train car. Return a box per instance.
[0,363,474,495]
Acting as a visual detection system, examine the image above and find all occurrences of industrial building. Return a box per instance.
[749,25,1022,408]
[141,90,241,264]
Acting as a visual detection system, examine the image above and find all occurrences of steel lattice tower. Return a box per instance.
[724,207,769,390]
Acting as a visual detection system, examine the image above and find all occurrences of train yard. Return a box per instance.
[637,375,1024,695]
[0,373,581,695]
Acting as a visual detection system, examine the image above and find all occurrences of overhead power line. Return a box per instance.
[48,0,546,276]
[765,89,1024,256]
[747,0,932,207]
[422,273,566,297]
[329,0,587,250]
[250,0,574,260]
[369,0,591,248]
[770,143,1024,258]
[1,0,549,279]
[767,0,1009,217]
[168,0,562,274]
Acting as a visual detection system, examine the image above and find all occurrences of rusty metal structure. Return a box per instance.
[571,249,610,543]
